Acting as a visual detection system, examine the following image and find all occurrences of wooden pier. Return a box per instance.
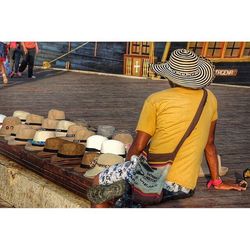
[0,68,250,208]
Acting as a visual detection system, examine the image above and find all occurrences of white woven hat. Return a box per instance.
[13,110,30,123]
[84,153,124,178]
[86,135,108,152]
[0,114,6,129]
[55,120,75,137]
[25,130,56,151]
[100,139,126,157]
[150,49,215,89]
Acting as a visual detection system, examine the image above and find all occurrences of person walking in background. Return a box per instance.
[8,42,23,78]
[19,42,39,78]
[0,42,8,85]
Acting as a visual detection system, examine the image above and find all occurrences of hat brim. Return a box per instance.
[8,139,29,146]
[50,155,83,165]
[150,57,215,89]
[59,136,74,142]
[84,166,105,178]
[25,142,45,151]
[4,135,15,141]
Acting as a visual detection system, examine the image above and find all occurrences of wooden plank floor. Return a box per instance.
[0,69,250,207]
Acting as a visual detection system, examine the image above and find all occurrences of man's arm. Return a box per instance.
[126,131,151,161]
[205,120,245,191]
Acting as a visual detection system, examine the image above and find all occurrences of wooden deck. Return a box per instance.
[0,68,250,208]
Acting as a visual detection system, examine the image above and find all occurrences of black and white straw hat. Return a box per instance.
[150,49,215,89]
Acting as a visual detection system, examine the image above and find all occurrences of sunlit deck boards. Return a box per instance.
[0,69,250,208]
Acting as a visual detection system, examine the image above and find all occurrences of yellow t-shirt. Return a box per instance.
[136,87,218,190]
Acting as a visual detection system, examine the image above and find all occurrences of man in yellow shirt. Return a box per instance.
[88,49,245,206]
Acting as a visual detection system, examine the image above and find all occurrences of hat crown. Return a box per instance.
[86,135,108,151]
[168,49,199,73]
[66,125,85,136]
[33,131,56,142]
[25,114,44,123]
[113,132,133,145]
[0,114,6,122]
[97,125,115,138]
[58,142,85,156]
[97,153,124,166]
[81,151,100,166]
[16,128,36,139]
[74,129,95,140]
[56,120,75,130]
[42,118,59,129]
[44,137,66,150]
[12,124,29,134]
[100,139,126,156]
[48,109,65,120]
[13,110,30,120]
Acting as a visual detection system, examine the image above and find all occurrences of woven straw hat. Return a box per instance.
[50,142,86,163]
[13,110,30,123]
[4,124,29,141]
[8,128,36,146]
[113,130,133,152]
[100,139,126,157]
[0,117,21,136]
[73,129,95,144]
[37,137,68,157]
[150,49,215,89]
[72,119,89,128]
[60,125,87,141]
[86,135,108,152]
[55,120,75,137]
[41,118,59,131]
[25,131,56,151]
[81,151,100,169]
[48,109,65,120]
[97,125,116,139]
[0,114,6,129]
[25,114,44,130]
[84,153,124,178]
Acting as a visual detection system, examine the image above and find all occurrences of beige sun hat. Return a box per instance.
[86,135,108,152]
[84,153,124,178]
[0,117,21,137]
[73,129,95,144]
[41,118,59,132]
[100,139,126,157]
[25,114,44,130]
[55,120,75,137]
[13,110,30,124]
[199,154,229,177]
[60,125,87,141]
[8,128,36,146]
[0,114,6,129]
[112,130,133,152]
[25,131,56,151]
[4,124,29,141]
[48,109,65,120]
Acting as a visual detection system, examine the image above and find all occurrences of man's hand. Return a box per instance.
[214,182,246,191]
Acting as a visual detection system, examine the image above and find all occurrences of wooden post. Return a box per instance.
[148,42,155,78]
[94,42,98,57]
[65,42,71,70]
[161,42,171,63]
